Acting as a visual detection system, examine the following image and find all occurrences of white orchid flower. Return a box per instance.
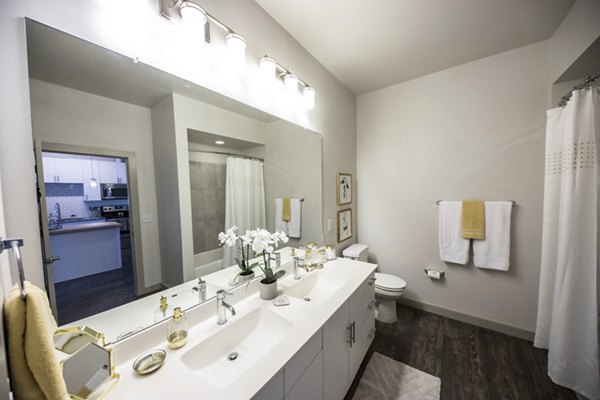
[218,225,239,247]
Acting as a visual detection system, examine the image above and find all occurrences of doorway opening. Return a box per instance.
[36,149,138,325]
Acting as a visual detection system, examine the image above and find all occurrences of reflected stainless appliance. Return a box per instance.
[101,205,129,233]
[101,183,128,200]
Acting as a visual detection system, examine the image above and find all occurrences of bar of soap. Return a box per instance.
[273,295,290,306]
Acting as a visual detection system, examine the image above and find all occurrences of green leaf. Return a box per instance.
[273,270,286,281]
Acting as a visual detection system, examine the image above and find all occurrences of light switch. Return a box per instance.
[327,219,333,232]
[142,213,153,223]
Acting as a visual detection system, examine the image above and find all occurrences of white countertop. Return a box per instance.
[105,257,377,399]
[49,221,121,235]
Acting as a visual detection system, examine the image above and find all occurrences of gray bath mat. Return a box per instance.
[353,352,441,400]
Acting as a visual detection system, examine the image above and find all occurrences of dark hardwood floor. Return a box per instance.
[55,240,135,325]
[345,303,577,400]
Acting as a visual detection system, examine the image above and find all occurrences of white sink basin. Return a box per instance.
[181,308,293,388]
[285,270,347,303]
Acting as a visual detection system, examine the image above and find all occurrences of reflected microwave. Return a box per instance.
[101,183,128,200]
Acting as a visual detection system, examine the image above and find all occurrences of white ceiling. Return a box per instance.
[255,0,575,95]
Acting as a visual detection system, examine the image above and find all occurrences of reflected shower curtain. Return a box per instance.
[534,87,600,399]
[222,157,266,268]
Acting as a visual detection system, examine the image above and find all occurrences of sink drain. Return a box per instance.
[228,352,239,361]
[304,297,311,302]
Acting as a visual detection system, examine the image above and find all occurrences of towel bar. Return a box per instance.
[435,199,516,205]
[0,238,26,299]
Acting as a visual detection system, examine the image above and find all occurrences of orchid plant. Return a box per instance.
[218,226,258,277]
[218,226,289,284]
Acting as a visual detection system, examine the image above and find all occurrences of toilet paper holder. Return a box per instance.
[424,268,445,279]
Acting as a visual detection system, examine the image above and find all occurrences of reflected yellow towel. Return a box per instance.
[462,201,485,240]
[282,198,291,222]
[4,281,69,400]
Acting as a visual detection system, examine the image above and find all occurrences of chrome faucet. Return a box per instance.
[293,257,309,280]
[270,252,281,270]
[216,290,235,325]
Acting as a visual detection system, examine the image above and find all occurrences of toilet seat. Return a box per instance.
[375,273,406,292]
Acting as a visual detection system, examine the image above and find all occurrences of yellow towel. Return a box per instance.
[4,281,69,400]
[462,201,485,240]
[282,198,291,222]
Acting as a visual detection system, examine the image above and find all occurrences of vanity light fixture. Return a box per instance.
[161,0,247,64]
[261,55,316,110]
[215,140,225,145]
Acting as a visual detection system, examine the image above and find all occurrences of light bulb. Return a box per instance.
[180,2,206,40]
[260,56,277,81]
[303,86,316,110]
[226,33,247,66]
[284,74,300,93]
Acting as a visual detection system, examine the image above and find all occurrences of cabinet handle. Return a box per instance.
[367,276,376,286]
[352,321,356,344]
[368,300,377,311]
[346,323,353,347]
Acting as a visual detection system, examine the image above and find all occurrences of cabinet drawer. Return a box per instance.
[284,329,322,395]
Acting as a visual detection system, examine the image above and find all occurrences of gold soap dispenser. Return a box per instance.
[167,307,188,349]
[154,295,173,323]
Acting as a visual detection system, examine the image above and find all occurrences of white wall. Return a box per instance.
[357,41,549,335]
[29,79,162,287]
[0,0,356,289]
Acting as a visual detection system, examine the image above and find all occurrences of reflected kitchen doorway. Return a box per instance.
[34,146,138,325]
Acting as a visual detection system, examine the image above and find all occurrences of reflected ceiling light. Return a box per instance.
[226,33,247,65]
[303,86,316,110]
[215,140,225,145]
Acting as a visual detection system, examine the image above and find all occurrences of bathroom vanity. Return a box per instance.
[104,257,376,399]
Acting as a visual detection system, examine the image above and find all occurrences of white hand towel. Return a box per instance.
[274,198,288,235]
[438,201,470,264]
[288,199,302,238]
[473,201,512,270]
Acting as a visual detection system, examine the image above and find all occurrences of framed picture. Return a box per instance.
[337,173,352,205]
[337,209,353,242]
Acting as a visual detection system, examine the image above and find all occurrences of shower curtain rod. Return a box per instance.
[557,71,600,107]
[189,149,264,162]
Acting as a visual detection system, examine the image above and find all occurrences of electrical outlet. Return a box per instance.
[327,219,333,232]
[142,213,153,223]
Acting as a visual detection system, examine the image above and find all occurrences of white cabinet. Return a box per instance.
[323,273,376,400]
[286,351,323,400]
[42,156,84,183]
[99,159,127,184]
[254,273,376,400]
[83,159,101,201]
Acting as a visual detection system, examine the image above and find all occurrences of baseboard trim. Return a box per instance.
[399,298,535,341]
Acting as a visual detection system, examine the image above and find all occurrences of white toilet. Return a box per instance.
[342,244,407,323]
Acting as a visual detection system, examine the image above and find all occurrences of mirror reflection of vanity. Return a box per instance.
[26,20,323,344]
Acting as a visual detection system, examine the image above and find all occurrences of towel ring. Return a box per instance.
[1,238,26,299]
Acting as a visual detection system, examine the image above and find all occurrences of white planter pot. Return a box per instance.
[259,279,278,300]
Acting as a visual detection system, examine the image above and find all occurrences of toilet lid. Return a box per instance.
[375,273,406,290]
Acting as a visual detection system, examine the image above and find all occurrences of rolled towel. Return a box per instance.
[282,198,291,222]
[461,200,485,240]
[438,201,470,264]
[473,201,512,270]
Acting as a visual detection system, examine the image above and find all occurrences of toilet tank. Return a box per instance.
[342,244,369,262]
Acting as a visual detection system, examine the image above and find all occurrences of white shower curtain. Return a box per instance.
[534,87,600,399]
[222,157,266,268]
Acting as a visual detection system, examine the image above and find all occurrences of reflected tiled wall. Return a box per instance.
[189,162,226,254]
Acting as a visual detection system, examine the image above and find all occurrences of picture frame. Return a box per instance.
[337,173,352,205]
[337,209,353,243]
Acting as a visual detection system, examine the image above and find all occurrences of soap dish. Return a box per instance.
[132,349,166,375]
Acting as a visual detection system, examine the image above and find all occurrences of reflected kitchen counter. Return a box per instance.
[49,221,120,235]
[50,221,122,283]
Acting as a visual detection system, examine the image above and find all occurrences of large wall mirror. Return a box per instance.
[25,19,323,344]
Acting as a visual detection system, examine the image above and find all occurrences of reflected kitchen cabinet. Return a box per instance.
[42,154,84,183]
[99,158,127,184]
